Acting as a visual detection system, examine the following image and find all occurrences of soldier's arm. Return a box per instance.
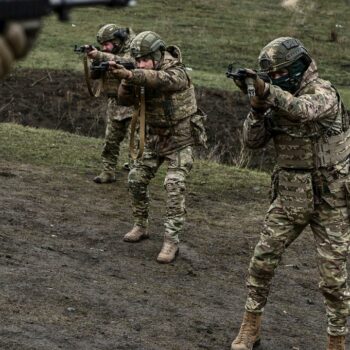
[266,83,339,123]
[89,51,117,62]
[127,66,189,91]
[243,112,272,149]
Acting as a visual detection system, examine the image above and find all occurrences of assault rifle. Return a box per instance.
[226,64,271,98]
[0,0,136,23]
[74,44,100,53]
[90,60,135,72]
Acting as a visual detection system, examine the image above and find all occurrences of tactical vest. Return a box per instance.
[270,92,350,169]
[144,85,197,128]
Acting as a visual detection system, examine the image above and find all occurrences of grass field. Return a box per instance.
[17,0,350,104]
[0,122,269,192]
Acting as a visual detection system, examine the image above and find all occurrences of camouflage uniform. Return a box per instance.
[92,27,135,176]
[118,44,204,244]
[243,59,350,336]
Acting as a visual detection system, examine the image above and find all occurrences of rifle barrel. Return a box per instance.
[0,0,135,21]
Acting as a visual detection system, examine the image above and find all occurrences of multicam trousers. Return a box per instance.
[101,99,132,172]
[128,146,194,243]
[245,169,350,336]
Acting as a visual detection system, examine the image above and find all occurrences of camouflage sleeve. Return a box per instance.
[266,83,339,123]
[94,51,118,62]
[243,111,272,149]
[127,66,189,91]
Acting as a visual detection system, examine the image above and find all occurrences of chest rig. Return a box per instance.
[144,84,197,128]
[267,85,350,170]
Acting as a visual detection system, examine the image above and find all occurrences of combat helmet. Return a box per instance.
[258,37,311,73]
[97,24,132,53]
[130,31,166,61]
[258,37,312,93]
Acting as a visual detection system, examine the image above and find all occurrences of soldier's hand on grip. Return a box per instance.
[227,66,269,98]
[236,68,267,97]
[109,61,133,80]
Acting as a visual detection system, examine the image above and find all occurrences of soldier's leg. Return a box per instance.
[94,101,130,184]
[125,150,162,241]
[102,118,129,168]
[245,198,306,313]
[311,202,350,338]
[232,197,307,350]
[246,170,313,312]
[157,146,193,263]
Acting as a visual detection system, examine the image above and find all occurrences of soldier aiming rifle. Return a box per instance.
[228,37,350,350]
[76,23,136,183]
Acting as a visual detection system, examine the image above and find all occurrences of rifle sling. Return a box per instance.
[83,54,102,97]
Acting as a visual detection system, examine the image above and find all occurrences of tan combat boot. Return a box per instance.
[231,311,261,350]
[123,226,149,243]
[93,170,116,184]
[156,238,179,264]
[327,335,345,350]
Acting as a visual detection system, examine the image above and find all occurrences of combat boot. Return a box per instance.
[231,311,261,350]
[123,226,149,243]
[93,170,116,184]
[156,238,179,264]
[327,335,345,350]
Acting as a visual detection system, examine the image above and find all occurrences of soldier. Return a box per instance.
[230,37,350,350]
[87,24,135,184]
[108,31,206,263]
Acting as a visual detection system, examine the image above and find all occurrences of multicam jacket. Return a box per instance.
[243,60,349,170]
[118,46,202,156]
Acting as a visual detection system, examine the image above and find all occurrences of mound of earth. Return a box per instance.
[0,68,274,170]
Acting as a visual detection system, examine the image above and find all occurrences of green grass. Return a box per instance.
[17,0,350,104]
[0,123,102,169]
[0,123,270,192]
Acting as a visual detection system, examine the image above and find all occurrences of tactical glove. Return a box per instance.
[109,62,133,80]
[233,68,268,97]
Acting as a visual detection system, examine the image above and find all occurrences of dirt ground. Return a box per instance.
[0,70,348,350]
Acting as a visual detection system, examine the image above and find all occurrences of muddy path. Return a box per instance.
[0,157,331,350]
